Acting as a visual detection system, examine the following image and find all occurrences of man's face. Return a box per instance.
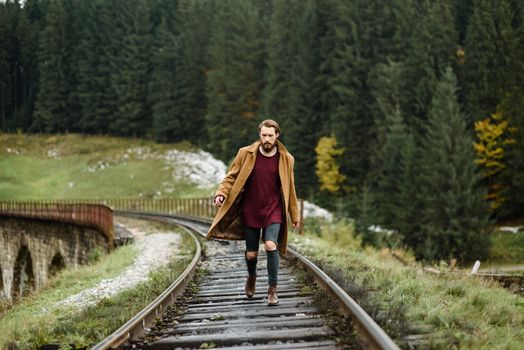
[260,126,279,151]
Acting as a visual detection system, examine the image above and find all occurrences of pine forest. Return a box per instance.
[1,0,524,261]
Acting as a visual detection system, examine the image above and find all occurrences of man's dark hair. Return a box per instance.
[258,119,280,135]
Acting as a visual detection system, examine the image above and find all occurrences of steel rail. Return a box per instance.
[92,211,399,350]
[287,246,400,350]
[172,212,400,350]
[91,215,202,350]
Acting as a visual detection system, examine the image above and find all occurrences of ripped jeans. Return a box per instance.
[244,223,280,286]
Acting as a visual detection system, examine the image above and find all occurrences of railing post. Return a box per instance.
[299,198,304,235]
[197,198,201,217]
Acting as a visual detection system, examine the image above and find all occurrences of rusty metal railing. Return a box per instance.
[100,197,304,232]
[100,197,218,219]
[0,197,305,237]
[0,202,114,245]
[4,198,217,219]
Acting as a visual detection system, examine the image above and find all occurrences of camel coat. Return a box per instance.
[206,140,300,254]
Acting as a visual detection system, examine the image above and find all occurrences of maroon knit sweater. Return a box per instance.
[242,149,283,228]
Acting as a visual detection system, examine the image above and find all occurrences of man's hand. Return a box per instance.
[292,221,300,229]
[214,195,225,207]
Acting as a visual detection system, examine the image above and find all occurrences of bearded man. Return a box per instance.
[206,119,300,306]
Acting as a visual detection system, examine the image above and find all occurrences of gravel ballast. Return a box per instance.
[56,229,181,310]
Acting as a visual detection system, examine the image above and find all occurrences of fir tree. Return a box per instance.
[91,0,120,134]
[74,0,107,133]
[15,0,43,131]
[463,0,516,121]
[396,131,422,245]
[0,0,25,131]
[109,0,152,136]
[0,3,10,130]
[205,0,264,161]
[373,107,410,230]
[320,0,367,187]
[149,13,182,142]
[368,59,403,179]
[455,0,473,44]
[494,1,524,218]
[400,0,458,132]
[263,0,303,122]
[164,0,214,145]
[263,0,320,196]
[33,0,70,132]
[319,0,415,189]
[355,183,380,246]
[418,67,490,261]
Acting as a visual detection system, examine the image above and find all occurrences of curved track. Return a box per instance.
[93,212,399,350]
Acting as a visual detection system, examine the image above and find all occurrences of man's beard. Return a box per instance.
[262,141,276,152]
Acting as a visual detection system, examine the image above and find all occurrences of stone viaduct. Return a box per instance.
[0,217,110,301]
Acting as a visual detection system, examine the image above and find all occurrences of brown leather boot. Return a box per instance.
[245,275,256,299]
[267,285,279,306]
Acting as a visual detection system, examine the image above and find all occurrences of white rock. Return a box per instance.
[303,201,332,220]
[499,226,521,234]
[163,149,226,189]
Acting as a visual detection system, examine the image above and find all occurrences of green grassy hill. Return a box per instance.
[0,133,225,200]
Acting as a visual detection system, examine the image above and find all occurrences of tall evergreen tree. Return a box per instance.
[455,0,473,44]
[319,0,366,187]
[319,0,416,190]
[368,59,403,171]
[368,60,408,229]
[400,0,458,132]
[263,0,320,196]
[0,3,9,130]
[373,107,410,230]
[417,67,490,261]
[109,0,152,136]
[73,0,106,133]
[354,183,380,246]
[205,0,264,161]
[33,0,70,132]
[60,0,84,131]
[173,0,214,145]
[263,0,303,123]
[15,0,43,131]
[148,0,183,142]
[315,0,338,133]
[88,0,120,134]
[462,0,516,121]
[396,131,422,245]
[0,0,25,131]
[149,12,183,142]
[497,3,524,218]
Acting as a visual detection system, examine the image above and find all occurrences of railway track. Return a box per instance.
[93,212,399,350]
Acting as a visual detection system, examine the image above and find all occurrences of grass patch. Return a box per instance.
[0,133,213,200]
[291,220,524,349]
[488,229,524,264]
[115,215,180,234]
[0,243,137,344]
[0,224,195,349]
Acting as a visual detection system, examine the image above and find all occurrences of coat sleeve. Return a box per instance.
[215,149,243,201]
[288,156,300,223]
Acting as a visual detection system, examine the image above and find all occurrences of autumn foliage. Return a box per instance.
[474,112,516,212]
[315,136,346,194]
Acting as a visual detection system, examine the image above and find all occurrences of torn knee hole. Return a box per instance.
[264,241,277,251]
[246,251,258,260]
